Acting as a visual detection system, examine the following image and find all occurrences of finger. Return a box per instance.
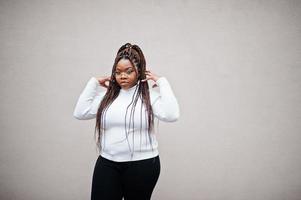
[105,80,110,87]
[141,77,149,82]
[101,83,108,88]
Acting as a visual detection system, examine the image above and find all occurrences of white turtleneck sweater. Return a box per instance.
[73,76,180,162]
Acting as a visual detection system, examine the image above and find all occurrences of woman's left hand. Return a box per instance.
[141,70,161,88]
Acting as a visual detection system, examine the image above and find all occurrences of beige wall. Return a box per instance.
[1,0,301,199]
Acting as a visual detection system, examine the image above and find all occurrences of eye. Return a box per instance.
[126,69,134,74]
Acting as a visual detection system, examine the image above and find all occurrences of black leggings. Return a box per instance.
[91,154,161,200]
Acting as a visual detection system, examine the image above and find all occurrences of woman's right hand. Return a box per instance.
[96,76,112,88]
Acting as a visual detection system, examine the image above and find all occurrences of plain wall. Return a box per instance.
[1,0,300,199]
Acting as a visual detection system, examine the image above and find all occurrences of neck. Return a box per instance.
[120,81,139,93]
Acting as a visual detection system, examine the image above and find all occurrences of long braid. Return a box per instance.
[94,43,155,155]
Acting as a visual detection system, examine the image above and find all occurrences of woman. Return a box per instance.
[73,42,180,200]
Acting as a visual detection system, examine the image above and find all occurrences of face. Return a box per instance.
[115,58,139,90]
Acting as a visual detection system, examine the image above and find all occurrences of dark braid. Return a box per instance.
[94,43,155,156]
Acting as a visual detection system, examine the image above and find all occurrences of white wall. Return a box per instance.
[0,0,300,199]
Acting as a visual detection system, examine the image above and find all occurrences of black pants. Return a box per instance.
[91,154,161,200]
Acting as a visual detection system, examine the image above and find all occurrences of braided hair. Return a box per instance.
[94,43,155,157]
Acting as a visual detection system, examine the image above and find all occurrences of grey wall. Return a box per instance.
[1,0,300,199]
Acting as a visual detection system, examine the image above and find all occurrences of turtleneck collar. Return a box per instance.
[120,81,139,93]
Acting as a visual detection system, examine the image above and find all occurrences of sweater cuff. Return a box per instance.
[90,77,100,85]
[155,76,169,87]
[88,77,105,93]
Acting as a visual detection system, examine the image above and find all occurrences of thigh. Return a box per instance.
[122,155,161,200]
[91,155,123,200]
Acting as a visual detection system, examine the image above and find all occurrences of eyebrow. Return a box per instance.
[116,67,133,71]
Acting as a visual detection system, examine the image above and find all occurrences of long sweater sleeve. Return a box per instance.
[73,77,106,120]
[150,76,180,122]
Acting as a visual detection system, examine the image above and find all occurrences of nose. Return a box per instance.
[120,73,127,78]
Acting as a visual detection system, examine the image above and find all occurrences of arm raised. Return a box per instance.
[150,77,180,122]
[73,77,106,120]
